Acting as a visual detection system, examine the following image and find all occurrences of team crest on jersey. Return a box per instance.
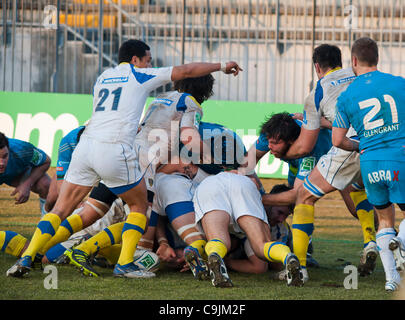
[194,113,201,126]
[299,157,315,176]
[31,149,43,166]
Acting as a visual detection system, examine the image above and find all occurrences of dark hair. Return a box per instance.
[118,40,150,64]
[173,75,215,104]
[312,44,342,70]
[270,184,294,213]
[260,112,300,143]
[0,132,9,149]
[351,37,379,67]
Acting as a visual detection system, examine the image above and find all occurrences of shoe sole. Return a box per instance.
[207,254,233,288]
[184,249,209,281]
[113,271,156,279]
[358,250,378,276]
[6,264,31,278]
[389,240,405,272]
[64,250,99,277]
[286,258,304,287]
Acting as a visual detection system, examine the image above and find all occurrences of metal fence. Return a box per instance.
[1,0,405,104]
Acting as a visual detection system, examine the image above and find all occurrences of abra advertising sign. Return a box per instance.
[0,91,303,178]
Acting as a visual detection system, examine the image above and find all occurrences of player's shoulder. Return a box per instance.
[377,70,405,85]
[174,91,202,111]
[8,138,34,152]
[321,67,355,88]
[61,126,85,144]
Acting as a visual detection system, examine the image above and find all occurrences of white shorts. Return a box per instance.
[152,169,211,216]
[193,172,268,235]
[65,136,143,191]
[152,173,194,215]
[316,145,362,191]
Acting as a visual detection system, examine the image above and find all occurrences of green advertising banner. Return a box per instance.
[0,91,303,179]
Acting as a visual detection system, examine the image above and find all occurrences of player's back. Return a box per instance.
[338,71,405,160]
[83,63,172,146]
[138,90,202,133]
[317,68,356,122]
[303,68,356,135]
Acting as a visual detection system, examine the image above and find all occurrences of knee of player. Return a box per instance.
[296,184,317,205]
[32,175,52,196]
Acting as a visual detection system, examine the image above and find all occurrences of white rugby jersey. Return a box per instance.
[135,90,203,159]
[303,67,356,135]
[82,63,173,146]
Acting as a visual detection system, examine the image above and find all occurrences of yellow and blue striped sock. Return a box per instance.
[21,213,61,259]
[0,231,27,257]
[77,222,124,255]
[190,239,207,258]
[263,241,291,264]
[205,238,228,258]
[350,190,376,247]
[292,204,315,267]
[39,214,83,256]
[117,212,147,266]
[99,244,122,265]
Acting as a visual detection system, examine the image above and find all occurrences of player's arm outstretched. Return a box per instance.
[171,62,242,81]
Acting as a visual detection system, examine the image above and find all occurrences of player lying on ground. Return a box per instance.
[0,132,51,216]
[332,37,405,292]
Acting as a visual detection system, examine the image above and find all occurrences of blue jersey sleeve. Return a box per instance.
[333,94,351,129]
[255,133,270,152]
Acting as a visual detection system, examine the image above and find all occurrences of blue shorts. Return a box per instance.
[361,160,405,206]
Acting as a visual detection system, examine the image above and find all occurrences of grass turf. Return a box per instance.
[0,174,403,301]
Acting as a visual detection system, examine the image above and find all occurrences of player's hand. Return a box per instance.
[292,113,304,121]
[223,61,243,76]
[156,243,176,262]
[11,182,31,204]
[179,262,190,273]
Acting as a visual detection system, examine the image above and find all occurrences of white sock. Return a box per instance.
[39,198,47,216]
[397,219,405,248]
[376,228,401,283]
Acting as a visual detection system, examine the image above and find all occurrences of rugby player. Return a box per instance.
[332,37,405,291]
[0,132,51,216]
[271,45,378,282]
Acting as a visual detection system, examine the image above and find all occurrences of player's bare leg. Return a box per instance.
[373,204,401,291]
[201,210,233,287]
[112,178,155,278]
[172,213,209,280]
[238,215,303,286]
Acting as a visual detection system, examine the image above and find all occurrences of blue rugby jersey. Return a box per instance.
[334,70,405,161]
[0,138,48,185]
